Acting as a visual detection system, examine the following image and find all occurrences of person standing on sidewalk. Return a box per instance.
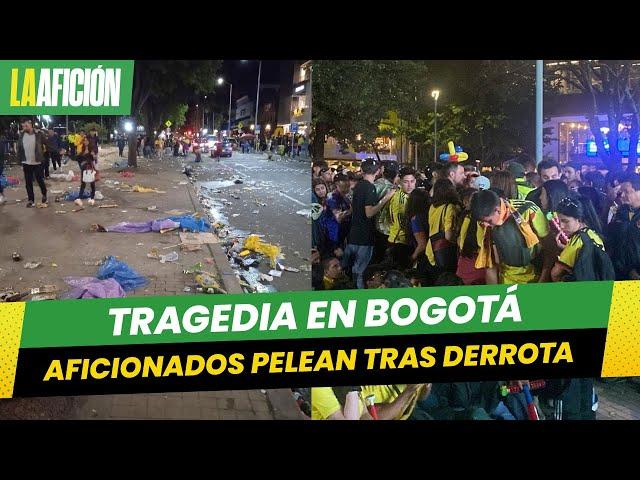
[342,158,395,288]
[117,136,126,157]
[88,128,99,162]
[44,129,63,175]
[16,118,47,208]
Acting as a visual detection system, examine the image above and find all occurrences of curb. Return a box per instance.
[184,181,243,295]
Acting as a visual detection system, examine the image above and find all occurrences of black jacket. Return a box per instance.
[16,131,46,165]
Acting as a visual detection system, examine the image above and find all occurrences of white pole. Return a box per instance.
[255,60,262,151]
[228,83,233,138]
[536,60,544,164]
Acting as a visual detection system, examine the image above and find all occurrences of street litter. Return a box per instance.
[49,170,75,182]
[296,209,312,218]
[260,273,273,282]
[30,285,58,295]
[268,269,283,278]
[136,243,144,246]
[55,210,67,214]
[63,191,92,201]
[36,203,49,209]
[51,190,63,194]
[0,175,20,188]
[120,171,135,178]
[0,291,29,302]
[183,287,192,292]
[179,181,188,185]
[195,273,226,294]
[147,248,160,259]
[204,258,214,264]
[179,231,218,245]
[147,206,158,211]
[96,256,148,292]
[234,179,243,184]
[31,293,57,301]
[72,207,84,212]
[12,252,21,262]
[62,276,126,299]
[98,204,118,208]
[83,259,104,266]
[239,250,251,257]
[159,251,179,263]
[24,262,41,269]
[181,244,201,252]
[132,185,166,193]
[252,210,259,214]
[51,263,58,267]
[121,210,128,213]
[232,213,240,217]
[94,191,104,200]
[183,263,204,274]
[243,235,281,267]
[299,264,312,272]
[278,264,300,273]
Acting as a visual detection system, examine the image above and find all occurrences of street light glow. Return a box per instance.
[431,90,440,101]
[202,128,208,134]
[217,77,224,85]
[124,121,134,133]
[250,124,255,130]
[114,129,118,134]
[266,124,271,131]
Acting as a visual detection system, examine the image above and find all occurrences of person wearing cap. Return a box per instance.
[342,158,395,289]
[471,175,490,190]
[506,161,535,200]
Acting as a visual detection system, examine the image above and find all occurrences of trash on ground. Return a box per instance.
[179,231,218,245]
[183,263,204,274]
[31,293,57,301]
[94,191,104,200]
[260,273,273,282]
[51,263,58,268]
[72,207,84,212]
[98,204,118,208]
[296,209,312,218]
[243,235,281,267]
[147,247,160,259]
[12,252,21,262]
[159,251,179,263]
[232,213,240,217]
[0,291,29,302]
[278,264,300,273]
[239,250,251,257]
[55,210,67,214]
[268,269,283,278]
[62,276,126,299]
[183,286,192,292]
[120,171,135,178]
[30,285,58,295]
[204,257,214,264]
[24,262,41,269]
[195,273,226,294]
[136,242,144,246]
[181,244,202,252]
[83,259,104,266]
[96,256,148,292]
[252,210,259,214]
[133,185,166,193]
[299,264,312,272]
[147,205,157,211]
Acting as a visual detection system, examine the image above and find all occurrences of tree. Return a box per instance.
[550,60,640,172]
[128,60,222,167]
[311,60,430,160]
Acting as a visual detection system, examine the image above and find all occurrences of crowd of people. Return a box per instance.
[0,119,100,208]
[310,153,640,420]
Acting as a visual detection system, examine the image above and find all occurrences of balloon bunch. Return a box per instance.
[439,141,469,163]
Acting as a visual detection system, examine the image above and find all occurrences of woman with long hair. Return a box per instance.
[489,170,519,200]
[551,193,610,282]
[456,188,485,285]
[426,179,461,275]
[538,179,571,282]
[404,188,431,273]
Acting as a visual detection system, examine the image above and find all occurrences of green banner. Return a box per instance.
[0,60,134,114]
[20,282,613,348]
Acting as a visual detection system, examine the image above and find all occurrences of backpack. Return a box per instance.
[567,230,615,282]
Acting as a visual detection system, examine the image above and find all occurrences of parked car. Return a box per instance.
[221,142,233,157]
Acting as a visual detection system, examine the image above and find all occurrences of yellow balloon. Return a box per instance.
[456,152,469,162]
[448,141,456,155]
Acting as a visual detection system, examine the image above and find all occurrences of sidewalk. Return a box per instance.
[0,146,303,420]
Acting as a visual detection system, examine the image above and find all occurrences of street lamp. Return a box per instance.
[431,89,440,162]
[266,124,271,131]
[217,77,233,139]
[202,128,208,135]
[124,121,134,133]
[250,124,255,131]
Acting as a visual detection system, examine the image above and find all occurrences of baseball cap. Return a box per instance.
[506,161,526,178]
[472,175,491,190]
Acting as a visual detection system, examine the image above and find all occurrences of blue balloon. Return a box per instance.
[455,145,463,153]
[439,153,450,161]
